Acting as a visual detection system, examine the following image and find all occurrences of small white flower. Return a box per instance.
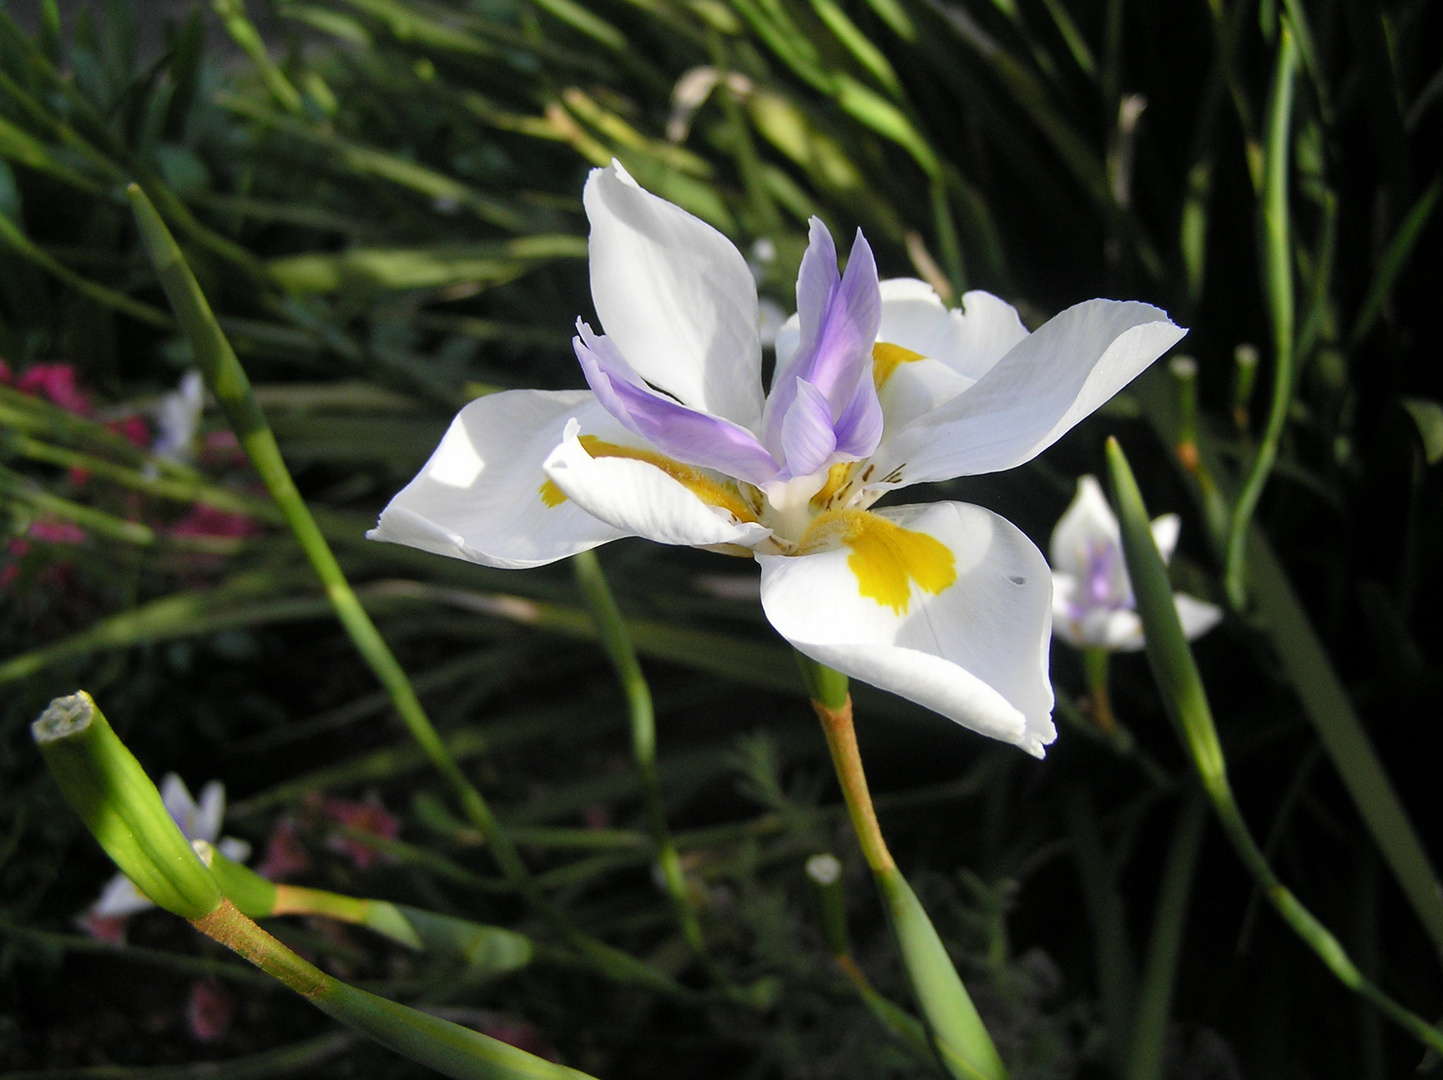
[150,371,205,464]
[371,163,1187,757]
[1050,475,1222,652]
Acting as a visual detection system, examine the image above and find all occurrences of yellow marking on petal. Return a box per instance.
[798,509,956,614]
[539,478,567,507]
[810,461,854,509]
[872,342,925,389]
[577,435,760,522]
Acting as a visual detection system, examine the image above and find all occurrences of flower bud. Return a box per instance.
[34,692,221,920]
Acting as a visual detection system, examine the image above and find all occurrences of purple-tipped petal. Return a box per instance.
[780,378,839,479]
[833,373,884,459]
[763,220,882,471]
[574,323,779,486]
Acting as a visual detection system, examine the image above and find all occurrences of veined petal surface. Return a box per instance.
[584,163,764,428]
[870,299,1185,486]
[758,502,1055,755]
[368,390,627,569]
[545,422,773,551]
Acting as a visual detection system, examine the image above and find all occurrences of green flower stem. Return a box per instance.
[797,654,1007,1080]
[201,843,534,973]
[571,549,707,960]
[807,854,935,1060]
[1082,646,1115,733]
[211,0,306,115]
[32,692,222,920]
[126,185,683,999]
[6,432,282,522]
[1134,365,1443,959]
[1106,437,1443,1057]
[1224,20,1298,608]
[192,900,598,1080]
[1124,792,1208,1080]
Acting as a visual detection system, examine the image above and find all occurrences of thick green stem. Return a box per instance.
[800,654,1007,1080]
[193,901,596,1080]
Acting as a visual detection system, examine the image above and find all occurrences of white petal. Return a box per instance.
[1097,608,1145,651]
[192,781,226,843]
[877,281,1027,381]
[757,501,1055,755]
[218,837,254,863]
[91,872,155,918]
[369,390,628,569]
[871,299,1185,485]
[159,773,197,834]
[1049,475,1119,576]
[1050,572,1088,649]
[1150,514,1181,565]
[545,421,773,551]
[585,163,765,428]
[1176,593,1223,640]
[876,357,975,434]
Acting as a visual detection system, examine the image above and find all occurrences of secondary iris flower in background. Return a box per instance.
[371,162,1185,757]
[1051,475,1222,651]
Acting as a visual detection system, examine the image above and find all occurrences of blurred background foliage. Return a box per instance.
[0,0,1439,1076]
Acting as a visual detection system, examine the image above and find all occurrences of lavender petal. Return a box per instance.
[832,373,883,460]
[779,378,838,479]
[762,221,882,473]
[574,323,779,486]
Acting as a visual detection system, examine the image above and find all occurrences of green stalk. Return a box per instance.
[126,185,682,998]
[196,901,596,1080]
[1106,438,1443,1057]
[797,654,1007,1080]
[212,0,306,115]
[200,844,534,973]
[1224,20,1298,608]
[6,434,281,521]
[1124,792,1207,1080]
[571,549,707,960]
[1133,365,1443,958]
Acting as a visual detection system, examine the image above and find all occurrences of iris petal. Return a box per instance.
[574,321,779,486]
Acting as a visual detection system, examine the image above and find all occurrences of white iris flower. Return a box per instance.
[370,163,1186,757]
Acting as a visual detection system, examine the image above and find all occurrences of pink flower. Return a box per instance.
[257,817,312,881]
[185,979,236,1043]
[76,910,129,945]
[109,414,152,448]
[28,519,87,545]
[168,504,261,540]
[319,793,400,870]
[16,363,92,415]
